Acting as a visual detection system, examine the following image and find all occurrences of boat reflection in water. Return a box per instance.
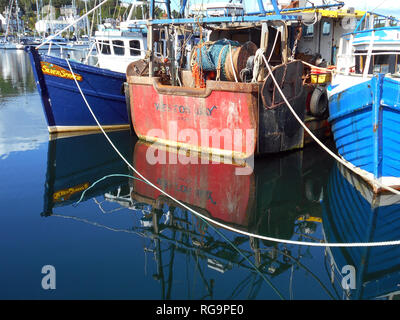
[0,50,36,95]
[44,132,400,299]
[323,163,400,300]
[42,130,135,216]
[130,141,337,299]
[42,131,342,299]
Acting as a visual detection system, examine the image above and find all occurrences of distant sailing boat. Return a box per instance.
[27,1,150,133]
[0,0,23,49]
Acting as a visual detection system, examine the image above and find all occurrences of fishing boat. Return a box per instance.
[130,139,332,287]
[126,0,364,159]
[41,130,134,216]
[27,2,148,133]
[131,139,332,238]
[41,139,334,299]
[322,162,400,300]
[327,14,400,191]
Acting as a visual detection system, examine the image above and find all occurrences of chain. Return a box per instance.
[290,25,303,61]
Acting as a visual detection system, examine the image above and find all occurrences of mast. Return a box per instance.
[84,0,90,39]
[5,0,15,41]
[15,0,20,38]
[35,0,39,22]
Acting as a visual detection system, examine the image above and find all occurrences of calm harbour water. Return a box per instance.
[0,49,399,300]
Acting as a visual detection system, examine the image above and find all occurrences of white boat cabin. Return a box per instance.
[296,9,369,66]
[336,16,400,77]
[95,22,148,74]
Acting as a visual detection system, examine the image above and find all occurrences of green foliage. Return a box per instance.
[0,0,171,32]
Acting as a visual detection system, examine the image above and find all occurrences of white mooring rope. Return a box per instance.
[258,50,400,196]
[65,58,400,248]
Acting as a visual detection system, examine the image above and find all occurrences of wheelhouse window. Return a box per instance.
[99,40,111,55]
[129,40,141,56]
[355,54,366,74]
[112,40,125,55]
[322,22,331,35]
[356,53,398,74]
[303,25,314,37]
[373,55,390,74]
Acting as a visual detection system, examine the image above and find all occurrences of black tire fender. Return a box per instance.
[310,85,328,118]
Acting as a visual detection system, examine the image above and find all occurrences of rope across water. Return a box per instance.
[65,58,400,248]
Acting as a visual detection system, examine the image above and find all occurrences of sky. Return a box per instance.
[245,1,400,17]
[121,0,400,18]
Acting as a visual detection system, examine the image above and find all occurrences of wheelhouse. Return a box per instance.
[94,26,148,73]
[95,32,147,60]
[337,20,400,76]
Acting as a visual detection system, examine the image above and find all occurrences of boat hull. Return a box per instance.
[328,74,400,190]
[27,46,129,133]
[42,130,134,216]
[132,141,254,227]
[127,60,329,159]
[322,163,400,299]
[131,140,330,235]
[127,76,259,159]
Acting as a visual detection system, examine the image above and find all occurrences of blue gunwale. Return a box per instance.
[26,46,129,132]
[342,25,400,37]
[328,74,400,182]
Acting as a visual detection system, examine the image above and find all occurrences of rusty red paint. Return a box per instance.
[128,76,258,159]
[131,142,254,227]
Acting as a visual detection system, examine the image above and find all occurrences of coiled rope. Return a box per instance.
[65,58,400,248]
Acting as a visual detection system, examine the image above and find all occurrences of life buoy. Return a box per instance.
[310,85,328,118]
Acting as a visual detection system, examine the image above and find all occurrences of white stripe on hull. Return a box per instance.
[48,124,130,133]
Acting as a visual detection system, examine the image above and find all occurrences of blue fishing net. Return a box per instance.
[194,39,240,79]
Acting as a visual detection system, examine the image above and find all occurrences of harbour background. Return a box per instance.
[0,49,399,300]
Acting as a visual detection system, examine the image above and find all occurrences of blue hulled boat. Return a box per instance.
[42,130,135,216]
[27,1,148,133]
[27,47,130,133]
[327,21,400,191]
[323,163,400,300]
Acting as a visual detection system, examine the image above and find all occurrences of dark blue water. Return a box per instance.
[1,50,400,300]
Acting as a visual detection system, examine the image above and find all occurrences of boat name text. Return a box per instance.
[41,62,83,81]
[155,103,217,117]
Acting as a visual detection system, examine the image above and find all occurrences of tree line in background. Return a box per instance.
[0,0,176,34]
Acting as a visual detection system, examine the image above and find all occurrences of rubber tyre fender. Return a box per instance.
[310,85,328,118]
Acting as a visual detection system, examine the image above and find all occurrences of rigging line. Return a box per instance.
[371,0,388,13]
[228,273,255,300]
[191,250,213,299]
[194,214,285,300]
[62,58,284,297]
[74,173,148,206]
[260,51,400,197]
[52,214,145,236]
[289,265,294,300]
[322,251,342,300]
[74,170,285,298]
[93,198,123,214]
[262,247,337,300]
[37,0,109,49]
[65,58,400,250]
